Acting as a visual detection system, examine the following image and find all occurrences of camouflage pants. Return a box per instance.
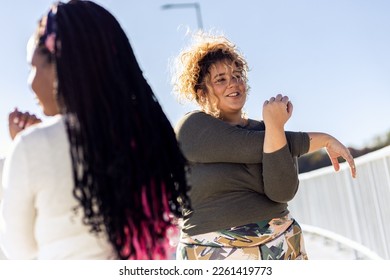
[176,215,308,260]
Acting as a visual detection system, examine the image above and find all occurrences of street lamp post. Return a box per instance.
[161,2,203,30]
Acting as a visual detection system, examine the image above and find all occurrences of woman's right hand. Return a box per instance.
[9,108,42,140]
[262,94,293,130]
[262,94,293,153]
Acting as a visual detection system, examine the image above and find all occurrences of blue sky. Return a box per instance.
[1,0,390,157]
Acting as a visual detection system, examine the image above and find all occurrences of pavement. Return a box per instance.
[303,231,358,260]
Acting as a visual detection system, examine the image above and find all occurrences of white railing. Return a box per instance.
[289,145,390,259]
[301,224,383,260]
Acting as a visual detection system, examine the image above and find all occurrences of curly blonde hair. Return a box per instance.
[172,32,249,116]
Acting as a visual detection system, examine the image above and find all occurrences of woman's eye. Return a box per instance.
[233,75,244,83]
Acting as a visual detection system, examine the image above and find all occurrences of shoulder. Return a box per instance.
[4,115,69,185]
[177,110,208,123]
[16,115,65,142]
[28,115,64,133]
[11,115,66,157]
[175,110,213,131]
[246,118,265,131]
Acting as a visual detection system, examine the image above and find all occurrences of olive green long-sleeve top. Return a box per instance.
[175,111,310,236]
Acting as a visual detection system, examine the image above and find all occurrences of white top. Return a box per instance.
[0,157,4,201]
[0,115,115,259]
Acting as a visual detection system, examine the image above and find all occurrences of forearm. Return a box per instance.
[307,132,333,153]
[264,125,287,153]
[306,132,356,178]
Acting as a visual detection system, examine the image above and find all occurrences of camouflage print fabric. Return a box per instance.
[176,215,308,260]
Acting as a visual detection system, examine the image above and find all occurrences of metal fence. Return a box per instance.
[289,145,390,259]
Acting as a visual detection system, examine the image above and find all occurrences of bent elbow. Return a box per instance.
[264,178,299,203]
[0,234,37,260]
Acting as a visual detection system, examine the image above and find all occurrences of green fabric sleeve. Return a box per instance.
[263,145,299,202]
[175,111,310,164]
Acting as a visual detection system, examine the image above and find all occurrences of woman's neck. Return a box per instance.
[219,111,246,126]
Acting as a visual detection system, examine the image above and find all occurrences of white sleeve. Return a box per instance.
[0,136,37,259]
[0,157,4,201]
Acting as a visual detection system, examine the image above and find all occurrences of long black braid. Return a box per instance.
[37,0,190,259]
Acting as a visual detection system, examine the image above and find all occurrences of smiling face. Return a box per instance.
[205,60,247,118]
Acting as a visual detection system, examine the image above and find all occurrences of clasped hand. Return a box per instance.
[9,108,42,140]
[262,93,293,129]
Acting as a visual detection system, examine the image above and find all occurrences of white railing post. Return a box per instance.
[290,145,390,259]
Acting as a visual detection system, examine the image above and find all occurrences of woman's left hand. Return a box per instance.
[325,136,357,178]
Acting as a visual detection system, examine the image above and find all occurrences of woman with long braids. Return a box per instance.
[0,0,190,260]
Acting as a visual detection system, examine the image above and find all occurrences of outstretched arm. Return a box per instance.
[307,132,356,178]
[175,111,308,164]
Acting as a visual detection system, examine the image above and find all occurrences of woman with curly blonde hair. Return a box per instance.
[173,32,356,260]
[173,34,249,118]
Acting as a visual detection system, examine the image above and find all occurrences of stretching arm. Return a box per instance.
[175,111,309,164]
[307,132,356,178]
